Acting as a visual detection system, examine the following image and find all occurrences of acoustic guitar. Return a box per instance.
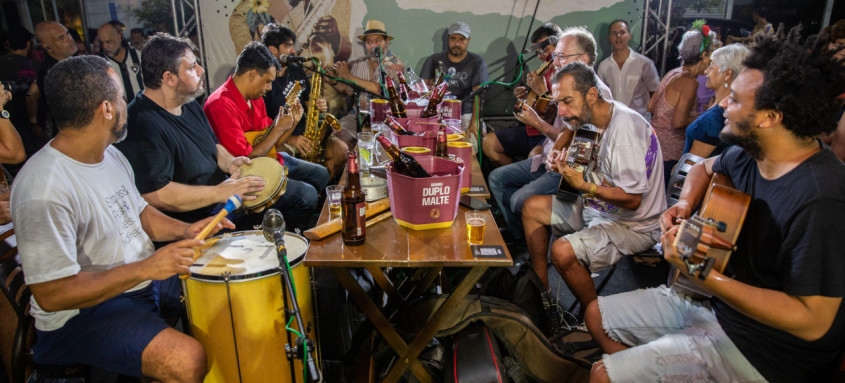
[668,173,751,299]
[244,81,303,158]
[555,125,602,202]
[519,59,555,114]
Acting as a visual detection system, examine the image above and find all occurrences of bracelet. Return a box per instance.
[585,183,598,198]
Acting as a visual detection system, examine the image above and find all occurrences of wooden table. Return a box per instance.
[304,160,510,383]
[465,155,491,200]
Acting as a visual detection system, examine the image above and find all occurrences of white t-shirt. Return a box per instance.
[598,48,660,117]
[10,144,155,331]
[583,101,666,232]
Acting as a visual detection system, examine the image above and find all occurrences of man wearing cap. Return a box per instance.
[330,20,404,147]
[421,22,489,128]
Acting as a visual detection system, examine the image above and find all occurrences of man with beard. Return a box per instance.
[11,55,231,382]
[597,19,659,118]
[585,30,845,383]
[421,21,489,128]
[204,42,327,231]
[98,22,143,103]
[330,20,403,147]
[117,34,263,231]
[489,26,612,250]
[520,62,664,313]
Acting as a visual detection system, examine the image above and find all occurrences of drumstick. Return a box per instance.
[304,198,390,240]
[181,195,242,279]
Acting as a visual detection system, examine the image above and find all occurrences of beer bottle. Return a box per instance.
[375,134,432,178]
[421,83,446,118]
[384,115,414,136]
[341,151,366,245]
[397,72,410,102]
[434,124,448,158]
[384,77,407,118]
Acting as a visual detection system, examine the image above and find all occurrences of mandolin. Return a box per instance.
[244,81,303,158]
[668,173,751,299]
[518,60,555,114]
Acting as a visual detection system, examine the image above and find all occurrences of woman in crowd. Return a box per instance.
[649,22,716,180]
[683,43,749,158]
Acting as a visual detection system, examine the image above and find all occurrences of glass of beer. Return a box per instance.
[465,211,486,245]
[326,185,343,219]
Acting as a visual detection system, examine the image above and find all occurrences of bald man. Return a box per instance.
[35,21,77,140]
[98,23,143,103]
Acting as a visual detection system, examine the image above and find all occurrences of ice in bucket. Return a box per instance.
[386,156,464,230]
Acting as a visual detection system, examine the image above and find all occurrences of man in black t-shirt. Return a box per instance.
[260,23,347,179]
[421,22,488,119]
[116,33,262,226]
[584,30,845,383]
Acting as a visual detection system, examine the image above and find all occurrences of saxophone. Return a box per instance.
[299,59,341,164]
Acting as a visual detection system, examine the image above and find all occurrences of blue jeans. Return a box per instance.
[488,158,561,237]
[281,152,330,194]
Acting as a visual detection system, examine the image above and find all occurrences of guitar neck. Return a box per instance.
[523,60,554,105]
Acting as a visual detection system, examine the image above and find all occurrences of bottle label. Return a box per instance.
[355,202,366,236]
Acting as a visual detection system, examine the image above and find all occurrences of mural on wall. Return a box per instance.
[394,0,624,18]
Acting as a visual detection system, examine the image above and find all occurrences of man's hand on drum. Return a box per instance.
[185,215,235,240]
[287,135,313,155]
[143,239,205,279]
[219,168,265,202]
[227,156,251,175]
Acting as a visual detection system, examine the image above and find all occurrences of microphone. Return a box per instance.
[525,35,558,53]
[262,209,287,260]
[371,46,381,56]
[278,54,310,66]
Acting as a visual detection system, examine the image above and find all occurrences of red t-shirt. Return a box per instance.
[525,65,555,136]
[204,76,283,165]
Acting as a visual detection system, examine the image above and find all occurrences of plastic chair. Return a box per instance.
[666,152,706,207]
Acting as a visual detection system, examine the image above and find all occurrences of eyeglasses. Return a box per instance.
[552,52,584,61]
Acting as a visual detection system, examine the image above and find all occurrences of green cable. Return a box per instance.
[472,52,528,164]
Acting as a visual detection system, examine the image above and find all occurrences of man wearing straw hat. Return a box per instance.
[329,19,404,147]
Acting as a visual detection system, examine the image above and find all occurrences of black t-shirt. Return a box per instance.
[711,144,845,382]
[264,64,309,136]
[115,92,227,223]
[36,54,58,138]
[421,52,488,114]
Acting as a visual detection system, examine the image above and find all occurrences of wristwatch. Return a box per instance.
[0,110,9,119]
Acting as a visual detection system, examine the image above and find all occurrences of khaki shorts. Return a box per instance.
[550,197,659,272]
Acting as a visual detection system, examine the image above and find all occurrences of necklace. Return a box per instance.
[599,102,615,133]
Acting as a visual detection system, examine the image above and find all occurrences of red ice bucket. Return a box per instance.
[386,156,464,230]
[447,141,473,192]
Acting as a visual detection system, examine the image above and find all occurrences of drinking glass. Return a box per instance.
[357,132,375,173]
[326,185,343,219]
[465,211,486,245]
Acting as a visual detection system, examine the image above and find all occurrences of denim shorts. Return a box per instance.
[597,286,766,382]
[32,276,184,377]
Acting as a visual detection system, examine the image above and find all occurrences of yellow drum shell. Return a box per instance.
[183,231,316,383]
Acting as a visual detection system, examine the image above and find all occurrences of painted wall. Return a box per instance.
[198,0,645,114]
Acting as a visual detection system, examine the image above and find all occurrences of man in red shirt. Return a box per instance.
[205,42,329,230]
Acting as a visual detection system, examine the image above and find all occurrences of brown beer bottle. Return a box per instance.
[384,115,414,136]
[384,77,407,118]
[375,134,432,178]
[397,72,410,102]
[421,83,445,118]
[341,151,366,245]
[434,124,448,158]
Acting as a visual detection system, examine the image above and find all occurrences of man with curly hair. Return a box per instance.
[585,29,845,382]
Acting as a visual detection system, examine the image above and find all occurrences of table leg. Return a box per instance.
[381,266,489,383]
[330,268,433,383]
[366,266,402,304]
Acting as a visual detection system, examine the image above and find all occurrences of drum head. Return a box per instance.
[190,231,309,281]
[237,157,288,212]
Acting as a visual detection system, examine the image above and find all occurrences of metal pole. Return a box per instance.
[660,0,673,75]
[193,0,209,97]
[641,0,649,54]
[726,0,735,19]
[77,0,89,47]
[822,0,833,29]
[51,0,59,22]
[171,0,179,36]
[16,0,34,32]
[39,0,47,22]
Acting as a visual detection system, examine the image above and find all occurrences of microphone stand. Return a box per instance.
[273,231,321,383]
